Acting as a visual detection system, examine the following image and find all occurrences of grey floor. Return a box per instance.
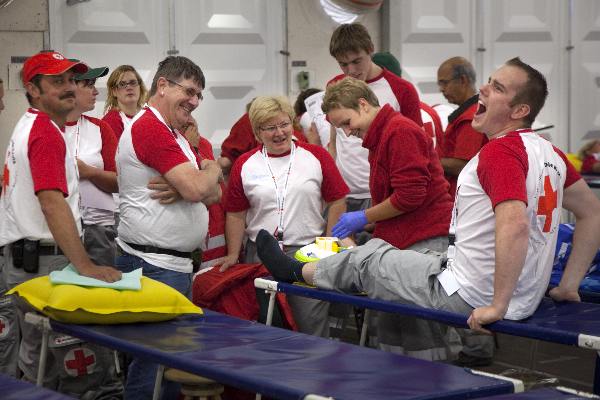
[480,333,596,392]
[333,315,597,393]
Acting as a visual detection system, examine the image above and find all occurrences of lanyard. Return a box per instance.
[261,142,296,241]
[145,106,198,167]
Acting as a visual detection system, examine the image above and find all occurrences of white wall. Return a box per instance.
[286,0,381,96]
[0,0,47,165]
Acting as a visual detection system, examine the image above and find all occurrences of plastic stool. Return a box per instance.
[163,368,224,400]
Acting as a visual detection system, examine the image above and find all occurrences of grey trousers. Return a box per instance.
[315,239,478,356]
[83,224,117,266]
[246,240,330,338]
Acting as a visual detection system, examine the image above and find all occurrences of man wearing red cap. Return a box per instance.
[0,51,121,393]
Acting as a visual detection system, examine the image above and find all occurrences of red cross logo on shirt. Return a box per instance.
[64,348,96,377]
[536,175,557,233]
[0,317,8,339]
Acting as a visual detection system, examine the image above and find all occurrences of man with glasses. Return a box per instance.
[65,65,119,267]
[0,51,121,392]
[437,57,488,198]
[115,56,222,399]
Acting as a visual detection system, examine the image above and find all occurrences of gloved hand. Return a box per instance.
[331,210,368,239]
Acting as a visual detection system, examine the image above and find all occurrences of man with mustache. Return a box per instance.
[0,51,121,392]
[114,56,222,399]
[257,58,600,358]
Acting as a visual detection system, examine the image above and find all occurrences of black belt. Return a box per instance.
[122,241,191,259]
[39,244,64,256]
[10,240,64,256]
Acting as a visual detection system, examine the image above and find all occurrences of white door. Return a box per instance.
[570,0,600,151]
[480,0,567,149]
[388,0,476,107]
[388,0,572,151]
[49,0,285,148]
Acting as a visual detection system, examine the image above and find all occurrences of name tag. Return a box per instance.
[437,267,460,297]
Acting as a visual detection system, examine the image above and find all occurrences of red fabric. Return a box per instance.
[195,136,227,263]
[28,110,68,196]
[220,113,256,164]
[328,70,423,126]
[223,142,349,212]
[192,263,297,331]
[477,133,529,208]
[442,101,488,196]
[131,109,198,175]
[362,105,452,249]
[581,155,599,174]
[477,133,582,209]
[420,101,444,156]
[555,145,582,188]
[222,149,256,212]
[84,116,118,172]
[102,109,125,140]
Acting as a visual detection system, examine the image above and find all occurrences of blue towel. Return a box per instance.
[49,265,142,291]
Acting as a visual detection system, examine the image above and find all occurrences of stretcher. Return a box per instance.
[0,372,74,399]
[27,310,521,400]
[254,278,600,394]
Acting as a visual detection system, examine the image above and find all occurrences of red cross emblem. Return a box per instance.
[0,316,9,339]
[536,175,557,233]
[2,164,8,193]
[64,347,96,377]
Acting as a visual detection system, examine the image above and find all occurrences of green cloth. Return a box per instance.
[49,265,142,291]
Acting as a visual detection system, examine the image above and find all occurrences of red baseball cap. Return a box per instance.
[22,51,88,85]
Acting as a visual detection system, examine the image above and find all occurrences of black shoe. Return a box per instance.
[453,351,493,368]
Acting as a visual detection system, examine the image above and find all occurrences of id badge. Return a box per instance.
[276,231,284,252]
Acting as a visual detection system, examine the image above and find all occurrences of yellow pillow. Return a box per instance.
[6,276,202,324]
[566,153,582,172]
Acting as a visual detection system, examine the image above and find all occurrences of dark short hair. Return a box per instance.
[329,23,374,58]
[452,62,476,85]
[149,56,205,96]
[24,73,43,106]
[294,88,321,116]
[505,57,548,126]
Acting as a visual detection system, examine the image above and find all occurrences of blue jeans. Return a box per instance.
[116,252,191,400]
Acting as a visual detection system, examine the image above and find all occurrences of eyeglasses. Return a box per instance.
[117,79,139,89]
[259,121,292,134]
[166,78,203,101]
[79,78,96,88]
[437,76,461,88]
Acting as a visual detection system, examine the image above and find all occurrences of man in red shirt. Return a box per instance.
[438,57,488,197]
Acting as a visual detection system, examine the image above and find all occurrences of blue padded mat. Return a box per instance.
[0,373,74,399]
[51,311,515,400]
[273,281,600,348]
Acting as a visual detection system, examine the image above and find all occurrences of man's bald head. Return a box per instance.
[437,57,477,105]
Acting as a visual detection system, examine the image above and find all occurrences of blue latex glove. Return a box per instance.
[332,210,368,239]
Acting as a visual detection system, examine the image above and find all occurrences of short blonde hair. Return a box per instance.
[248,96,295,137]
[578,139,600,160]
[322,77,379,114]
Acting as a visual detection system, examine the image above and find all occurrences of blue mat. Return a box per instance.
[0,373,73,399]
[50,311,516,400]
